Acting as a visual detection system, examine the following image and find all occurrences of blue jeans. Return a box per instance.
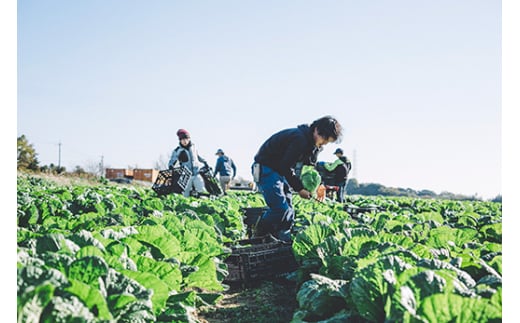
[251,164,294,241]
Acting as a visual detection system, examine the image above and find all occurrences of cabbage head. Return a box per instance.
[301,166,321,193]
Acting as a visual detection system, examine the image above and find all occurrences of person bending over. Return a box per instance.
[251,115,343,241]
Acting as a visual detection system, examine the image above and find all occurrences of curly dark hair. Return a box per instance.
[310,115,343,143]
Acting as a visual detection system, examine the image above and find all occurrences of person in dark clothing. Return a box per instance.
[213,148,237,194]
[251,116,343,242]
[324,148,352,203]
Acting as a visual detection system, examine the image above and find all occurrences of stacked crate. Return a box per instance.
[133,169,159,183]
[105,168,158,183]
[224,236,298,284]
[105,168,131,179]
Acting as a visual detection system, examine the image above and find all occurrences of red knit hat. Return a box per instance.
[177,129,190,139]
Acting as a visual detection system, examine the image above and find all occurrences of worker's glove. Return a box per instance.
[316,184,326,202]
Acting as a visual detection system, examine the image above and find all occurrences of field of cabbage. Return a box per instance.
[17,174,502,322]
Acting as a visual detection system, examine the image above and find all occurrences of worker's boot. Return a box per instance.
[274,229,292,243]
[252,216,270,238]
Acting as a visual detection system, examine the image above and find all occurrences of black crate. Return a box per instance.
[241,207,268,226]
[199,165,223,196]
[344,204,384,216]
[152,166,192,196]
[224,236,298,284]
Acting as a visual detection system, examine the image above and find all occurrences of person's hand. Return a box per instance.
[316,184,326,201]
[298,189,312,199]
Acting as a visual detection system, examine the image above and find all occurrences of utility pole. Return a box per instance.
[99,155,104,177]
[58,141,62,169]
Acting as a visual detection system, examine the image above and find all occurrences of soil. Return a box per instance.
[196,278,298,323]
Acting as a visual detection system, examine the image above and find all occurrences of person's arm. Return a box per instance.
[231,159,237,178]
[197,154,207,165]
[324,159,342,171]
[214,157,223,176]
[323,162,335,172]
[168,148,179,169]
[277,138,308,193]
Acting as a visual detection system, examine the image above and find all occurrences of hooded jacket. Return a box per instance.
[168,142,206,174]
[254,124,320,192]
[324,156,352,184]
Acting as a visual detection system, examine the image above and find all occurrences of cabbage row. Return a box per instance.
[17,175,265,322]
[17,174,502,322]
[291,196,502,322]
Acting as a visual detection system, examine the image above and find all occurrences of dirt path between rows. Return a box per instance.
[197,278,298,323]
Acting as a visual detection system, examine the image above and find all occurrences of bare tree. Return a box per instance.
[154,152,170,170]
[84,159,103,176]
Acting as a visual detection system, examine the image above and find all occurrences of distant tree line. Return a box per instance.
[347,178,501,202]
[18,135,501,202]
[17,135,95,178]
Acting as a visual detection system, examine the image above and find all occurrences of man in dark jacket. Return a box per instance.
[251,116,343,241]
[213,148,237,194]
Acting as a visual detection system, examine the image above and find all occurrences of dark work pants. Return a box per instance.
[252,164,294,240]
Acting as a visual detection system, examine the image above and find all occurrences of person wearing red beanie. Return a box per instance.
[168,129,208,197]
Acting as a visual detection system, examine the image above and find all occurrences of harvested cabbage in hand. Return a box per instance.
[300,165,322,193]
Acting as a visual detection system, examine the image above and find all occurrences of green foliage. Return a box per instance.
[295,274,349,321]
[417,292,501,322]
[346,178,491,201]
[300,165,322,193]
[17,135,40,171]
[17,175,502,322]
[290,195,502,322]
[17,175,237,322]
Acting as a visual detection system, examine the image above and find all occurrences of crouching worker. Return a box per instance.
[251,116,343,242]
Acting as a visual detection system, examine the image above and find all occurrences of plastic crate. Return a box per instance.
[344,204,384,216]
[152,166,192,196]
[224,236,298,284]
[199,165,223,196]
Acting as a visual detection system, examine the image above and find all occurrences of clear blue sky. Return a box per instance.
[16,0,503,199]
